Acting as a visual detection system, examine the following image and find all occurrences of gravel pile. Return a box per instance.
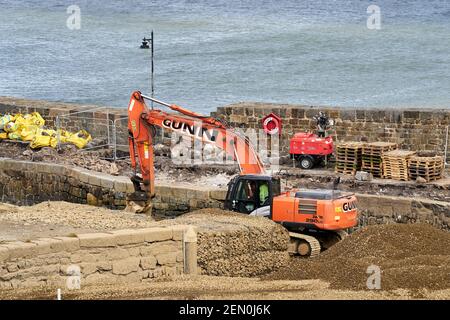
[265,223,450,291]
[159,208,290,277]
[0,201,155,232]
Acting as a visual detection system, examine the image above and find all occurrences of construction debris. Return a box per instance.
[382,150,417,181]
[0,112,92,149]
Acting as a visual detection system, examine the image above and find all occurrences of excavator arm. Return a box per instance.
[127,91,265,213]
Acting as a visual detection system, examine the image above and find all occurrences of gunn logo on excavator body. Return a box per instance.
[162,119,218,143]
[342,201,357,213]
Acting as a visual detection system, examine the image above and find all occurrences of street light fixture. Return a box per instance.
[140,30,154,108]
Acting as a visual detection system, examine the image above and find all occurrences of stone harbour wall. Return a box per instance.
[356,194,450,231]
[212,102,450,159]
[0,226,187,290]
[2,97,448,162]
[0,158,223,212]
[0,158,133,209]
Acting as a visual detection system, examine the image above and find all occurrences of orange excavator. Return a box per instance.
[128,91,358,257]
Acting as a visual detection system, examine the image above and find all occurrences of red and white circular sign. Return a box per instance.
[262,113,282,135]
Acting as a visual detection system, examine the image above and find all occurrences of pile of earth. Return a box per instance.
[265,223,450,291]
[158,208,290,277]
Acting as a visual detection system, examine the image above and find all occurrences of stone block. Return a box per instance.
[140,256,157,270]
[340,109,356,121]
[141,241,179,256]
[97,261,112,272]
[105,248,130,260]
[164,266,177,276]
[87,193,98,206]
[0,247,10,262]
[53,237,80,252]
[114,181,129,193]
[87,173,103,187]
[171,225,187,241]
[100,176,115,189]
[404,111,420,119]
[35,238,67,253]
[109,229,146,245]
[77,171,91,184]
[355,171,373,182]
[156,252,178,265]
[148,267,165,278]
[84,273,118,285]
[141,227,173,243]
[77,233,117,248]
[2,242,37,259]
[30,239,52,256]
[112,257,140,275]
[176,251,184,262]
[80,262,98,276]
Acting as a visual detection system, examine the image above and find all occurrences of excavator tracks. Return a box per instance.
[288,232,321,258]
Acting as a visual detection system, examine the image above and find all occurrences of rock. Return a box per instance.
[416,176,427,184]
[22,150,33,157]
[355,171,373,181]
[87,193,98,206]
[108,163,119,176]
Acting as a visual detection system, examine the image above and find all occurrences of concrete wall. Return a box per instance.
[0,226,186,290]
[212,102,450,159]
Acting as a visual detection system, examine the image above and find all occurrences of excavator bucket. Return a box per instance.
[125,191,153,215]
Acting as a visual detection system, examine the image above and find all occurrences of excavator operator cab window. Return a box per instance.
[229,178,274,215]
[234,180,258,214]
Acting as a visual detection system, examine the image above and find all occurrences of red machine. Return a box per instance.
[290,133,334,169]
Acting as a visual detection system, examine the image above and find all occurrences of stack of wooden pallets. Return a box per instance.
[382,150,417,181]
[361,142,398,178]
[408,156,444,182]
[335,142,365,175]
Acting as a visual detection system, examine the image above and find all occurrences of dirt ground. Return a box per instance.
[0,201,156,242]
[1,276,449,300]
[265,223,450,292]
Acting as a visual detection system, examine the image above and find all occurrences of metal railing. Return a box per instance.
[55,107,126,161]
[445,126,449,168]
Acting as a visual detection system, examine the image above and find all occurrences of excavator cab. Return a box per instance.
[224,175,281,216]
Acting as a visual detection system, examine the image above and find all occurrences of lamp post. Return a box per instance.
[140,30,154,108]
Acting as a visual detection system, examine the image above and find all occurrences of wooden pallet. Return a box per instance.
[362,142,398,156]
[335,142,365,175]
[408,156,444,182]
[382,150,416,181]
[361,142,398,178]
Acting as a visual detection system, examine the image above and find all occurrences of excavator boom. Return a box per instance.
[127,91,265,212]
